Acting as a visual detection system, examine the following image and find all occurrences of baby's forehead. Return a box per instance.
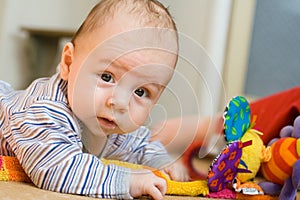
[122,48,177,65]
[86,37,178,68]
[93,49,176,73]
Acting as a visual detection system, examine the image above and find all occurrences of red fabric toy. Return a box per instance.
[250,86,300,144]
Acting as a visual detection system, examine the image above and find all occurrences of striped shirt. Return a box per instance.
[0,73,173,199]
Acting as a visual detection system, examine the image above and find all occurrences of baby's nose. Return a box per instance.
[106,95,129,113]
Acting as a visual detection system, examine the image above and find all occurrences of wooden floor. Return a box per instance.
[0,181,209,200]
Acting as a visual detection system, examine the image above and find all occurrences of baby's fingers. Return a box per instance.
[147,178,166,200]
[176,172,190,182]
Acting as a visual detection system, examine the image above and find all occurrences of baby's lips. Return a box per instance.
[98,117,117,130]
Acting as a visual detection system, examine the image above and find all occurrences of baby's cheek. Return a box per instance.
[129,106,151,126]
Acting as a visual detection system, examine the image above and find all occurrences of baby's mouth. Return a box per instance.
[98,117,117,130]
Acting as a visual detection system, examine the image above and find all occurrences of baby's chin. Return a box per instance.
[113,124,142,134]
[99,125,139,135]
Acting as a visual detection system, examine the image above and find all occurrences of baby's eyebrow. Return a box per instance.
[94,59,121,73]
[100,59,126,71]
[143,82,165,94]
[111,59,133,70]
[100,59,115,69]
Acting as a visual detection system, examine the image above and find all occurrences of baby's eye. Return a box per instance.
[134,88,148,97]
[101,73,114,83]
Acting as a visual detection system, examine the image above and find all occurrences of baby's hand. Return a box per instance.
[161,159,190,182]
[130,169,166,200]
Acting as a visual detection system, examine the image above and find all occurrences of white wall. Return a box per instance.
[223,1,256,101]
[149,0,232,127]
[0,0,98,89]
[0,0,232,124]
[0,1,5,48]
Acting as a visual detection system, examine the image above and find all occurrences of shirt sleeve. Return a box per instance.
[6,100,132,199]
[102,126,174,169]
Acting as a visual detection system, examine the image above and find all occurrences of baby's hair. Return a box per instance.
[71,0,177,45]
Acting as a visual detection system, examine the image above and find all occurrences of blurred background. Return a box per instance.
[0,0,299,126]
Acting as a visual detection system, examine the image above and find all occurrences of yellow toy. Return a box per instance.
[237,126,271,182]
[0,155,209,197]
[234,128,270,195]
[101,158,209,196]
[214,96,266,195]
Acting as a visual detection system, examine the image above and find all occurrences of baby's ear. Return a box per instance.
[60,42,74,80]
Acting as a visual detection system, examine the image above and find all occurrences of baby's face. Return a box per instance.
[61,14,177,137]
[79,50,175,136]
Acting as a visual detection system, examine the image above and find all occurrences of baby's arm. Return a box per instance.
[7,102,133,199]
[103,127,174,170]
[140,140,190,182]
[103,127,190,182]
[151,115,224,156]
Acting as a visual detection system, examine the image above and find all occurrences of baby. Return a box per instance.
[0,0,189,199]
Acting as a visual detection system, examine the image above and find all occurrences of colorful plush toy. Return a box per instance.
[183,96,258,194]
[230,108,300,199]
[258,115,300,199]
[237,128,269,183]
[214,95,264,195]
[184,96,300,199]
[187,96,262,197]
[214,96,300,199]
